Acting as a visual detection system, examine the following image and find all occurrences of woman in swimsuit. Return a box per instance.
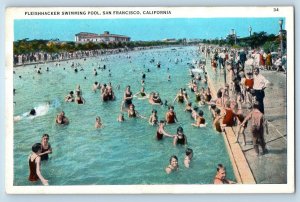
[75,94,85,104]
[134,87,148,98]
[161,126,187,146]
[165,155,179,174]
[124,86,133,107]
[156,120,174,140]
[173,88,188,104]
[28,143,49,185]
[127,104,146,119]
[39,134,52,161]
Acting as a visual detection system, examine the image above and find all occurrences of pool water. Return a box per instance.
[13,46,235,185]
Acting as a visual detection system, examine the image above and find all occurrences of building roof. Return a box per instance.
[75,32,130,39]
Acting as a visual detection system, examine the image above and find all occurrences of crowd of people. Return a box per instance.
[23,42,286,186]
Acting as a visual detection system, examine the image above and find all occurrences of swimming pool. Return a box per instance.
[13,46,235,185]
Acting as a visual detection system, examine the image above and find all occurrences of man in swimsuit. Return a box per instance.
[214,164,235,184]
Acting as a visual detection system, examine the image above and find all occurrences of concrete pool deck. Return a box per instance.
[206,61,287,184]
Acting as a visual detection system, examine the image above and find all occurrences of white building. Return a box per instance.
[75,31,130,43]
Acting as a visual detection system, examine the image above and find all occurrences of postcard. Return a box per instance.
[5,7,294,194]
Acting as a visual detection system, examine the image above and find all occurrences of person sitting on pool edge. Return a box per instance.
[55,111,69,125]
[165,105,178,124]
[165,155,179,174]
[184,148,193,168]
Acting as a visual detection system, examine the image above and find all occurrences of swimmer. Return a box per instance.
[149,92,162,105]
[134,87,148,98]
[173,88,188,104]
[121,85,133,110]
[92,82,100,92]
[148,109,158,125]
[55,111,69,125]
[165,155,179,174]
[161,126,187,146]
[95,116,103,128]
[28,143,49,185]
[165,105,178,124]
[156,120,175,140]
[184,148,193,168]
[117,113,125,122]
[127,104,146,119]
[39,134,52,161]
[75,84,82,96]
[75,94,85,104]
[65,91,75,102]
[29,108,36,116]
[214,164,236,184]
[191,110,206,127]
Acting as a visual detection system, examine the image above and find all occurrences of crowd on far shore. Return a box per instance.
[13,45,180,67]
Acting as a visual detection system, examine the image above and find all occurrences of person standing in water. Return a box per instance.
[28,143,49,185]
[39,134,52,161]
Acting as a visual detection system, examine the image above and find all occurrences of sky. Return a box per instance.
[14,18,285,42]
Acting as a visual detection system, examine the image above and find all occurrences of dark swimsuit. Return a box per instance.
[77,97,83,104]
[156,130,163,140]
[128,110,136,118]
[28,156,39,182]
[178,95,184,103]
[125,92,132,106]
[140,92,146,97]
[41,144,51,161]
[176,135,186,145]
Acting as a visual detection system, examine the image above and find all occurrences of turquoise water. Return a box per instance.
[13,46,235,185]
